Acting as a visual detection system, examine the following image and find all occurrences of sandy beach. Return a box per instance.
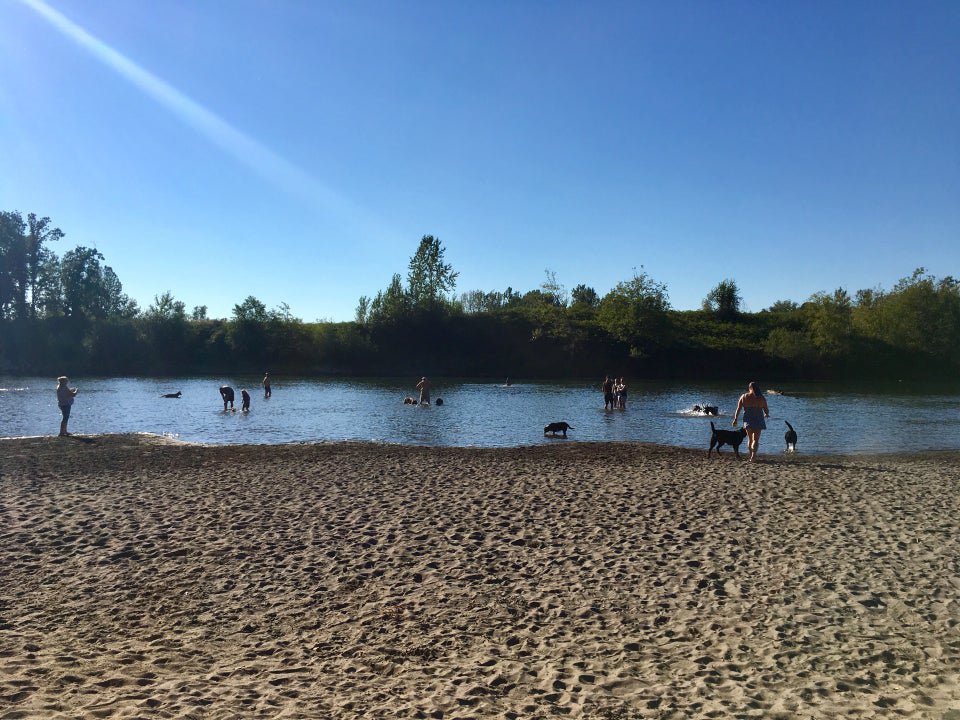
[2,434,959,719]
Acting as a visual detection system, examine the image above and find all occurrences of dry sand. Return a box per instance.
[1,434,960,719]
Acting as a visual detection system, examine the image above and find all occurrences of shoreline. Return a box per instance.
[3,433,960,717]
[4,430,960,463]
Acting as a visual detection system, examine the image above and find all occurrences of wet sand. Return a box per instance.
[2,434,960,718]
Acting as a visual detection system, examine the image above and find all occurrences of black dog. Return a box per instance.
[544,422,573,437]
[784,421,798,452]
[708,421,747,458]
[161,391,182,398]
[692,404,719,416]
[435,398,443,406]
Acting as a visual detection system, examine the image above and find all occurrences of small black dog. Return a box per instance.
[161,391,182,398]
[435,398,444,406]
[784,421,798,452]
[708,421,747,458]
[692,404,719,416]
[544,422,573,437]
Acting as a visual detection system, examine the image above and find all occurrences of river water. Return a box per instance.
[2,376,959,455]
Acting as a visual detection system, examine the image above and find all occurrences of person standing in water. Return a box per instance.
[602,376,614,410]
[219,385,235,411]
[56,376,78,436]
[732,381,770,461]
[241,388,251,412]
[416,376,432,405]
[262,372,272,398]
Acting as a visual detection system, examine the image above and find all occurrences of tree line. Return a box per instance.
[2,210,959,381]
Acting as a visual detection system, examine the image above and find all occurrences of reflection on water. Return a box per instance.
[2,375,959,455]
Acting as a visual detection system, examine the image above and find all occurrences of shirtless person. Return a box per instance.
[416,376,432,405]
[602,376,614,410]
[262,372,271,398]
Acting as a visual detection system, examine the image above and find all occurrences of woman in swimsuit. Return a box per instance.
[732,381,770,461]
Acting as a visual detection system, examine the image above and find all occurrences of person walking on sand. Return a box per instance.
[220,385,235,411]
[732,381,770,461]
[416,376,432,405]
[56,376,78,436]
[262,372,272,398]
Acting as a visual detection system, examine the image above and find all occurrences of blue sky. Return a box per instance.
[1,0,957,321]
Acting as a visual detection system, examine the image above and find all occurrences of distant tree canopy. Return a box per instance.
[3,210,959,381]
[703,279,742,319]
[0,210,64,320]
[406,235,458,311]
[597,270,671,358]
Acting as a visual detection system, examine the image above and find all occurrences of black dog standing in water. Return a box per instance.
[784,421,798,452]
[708,421,747,458]
[544,422,573,437]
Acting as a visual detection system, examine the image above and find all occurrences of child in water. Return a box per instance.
[241,388,251,413]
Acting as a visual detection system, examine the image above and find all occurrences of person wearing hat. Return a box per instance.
[56,376,78,437]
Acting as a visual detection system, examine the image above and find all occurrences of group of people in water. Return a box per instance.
[601,376,628,410]
[54,372,775,460]
[218,373,272,412]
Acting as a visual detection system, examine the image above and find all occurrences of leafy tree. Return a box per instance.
[804,288,853,358]
[702,279,742,319]
[407,235,458,309]
[25,214,64,318]
[597,269,671,357]
[369,273,409,324]
[59,246,134,319]
[147,291,186,321]
[571,284,599,309]
[766,299,800,314]
[355,295,370,324]
[232,295,269,323]
[853,268,960,363]
[540,269,567,307]
[191,305,208,321]
[0,211,64,320]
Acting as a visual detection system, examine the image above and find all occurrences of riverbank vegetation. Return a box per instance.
[2,210,959,381]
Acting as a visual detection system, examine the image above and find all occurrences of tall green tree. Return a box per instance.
[804,288,853,358]
[232,295,269,323]
[369,273,409,323]
[540,269,567,308]
[571,284,599,309]
[0,211,64,320]
[147,291,187,321]
[597,270,671,357]
[60,246,135,319]
[702,279,742,319]
[407,235,458,310]
[854,268,960,363]
[26,214,64,318]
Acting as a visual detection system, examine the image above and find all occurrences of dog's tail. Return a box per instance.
[710,421,716,432]
[785,420,794,432]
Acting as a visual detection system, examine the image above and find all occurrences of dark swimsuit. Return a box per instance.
[743,406,766,430]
